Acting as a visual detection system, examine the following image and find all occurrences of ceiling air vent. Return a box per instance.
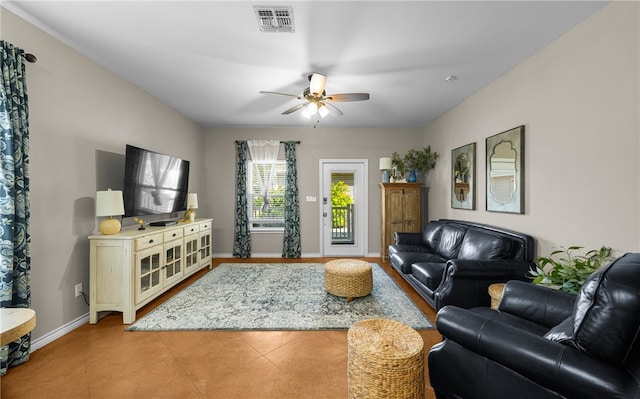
[254,6,295,33]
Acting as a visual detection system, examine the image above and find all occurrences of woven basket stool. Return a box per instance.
[347,318,425,399]
[324,259,373,302]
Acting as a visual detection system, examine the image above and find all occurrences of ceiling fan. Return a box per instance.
[260,73,370,123]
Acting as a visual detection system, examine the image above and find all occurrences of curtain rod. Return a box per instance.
[24,53,37,63]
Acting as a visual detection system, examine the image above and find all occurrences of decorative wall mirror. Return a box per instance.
[486,125,524,213]
[451,142,476,210]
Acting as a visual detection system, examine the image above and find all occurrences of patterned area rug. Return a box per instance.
[127,263,432,331]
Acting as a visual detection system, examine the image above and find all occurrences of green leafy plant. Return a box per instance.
[331,181,353,228]
[391,151,406,175]
[528,246,613,294]
[391,147,439,177]
[403,146,439,174]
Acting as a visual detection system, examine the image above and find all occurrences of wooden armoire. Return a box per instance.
[379,182,422,260]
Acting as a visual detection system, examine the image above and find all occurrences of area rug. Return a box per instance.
[127,263,432,331]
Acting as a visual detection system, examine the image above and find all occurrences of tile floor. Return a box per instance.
[0,258,440,399]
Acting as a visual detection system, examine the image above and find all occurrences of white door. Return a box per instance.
[320,160,368,256]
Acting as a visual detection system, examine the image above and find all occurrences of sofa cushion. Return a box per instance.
[544,253,640,367]
[390,251,447,274]
[421,221,445,252]
[411,262,445,291]
[437,225,466,259]
[457,229,513,260]
[389,244,435,256]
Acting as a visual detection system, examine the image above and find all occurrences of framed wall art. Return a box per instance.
[486,125,525,214]
[451,142,476,210]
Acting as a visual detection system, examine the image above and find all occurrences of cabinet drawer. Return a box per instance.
[163,228,183,242]
[199,221,211,231]
[183,224,200,235]
[135,233,163,251]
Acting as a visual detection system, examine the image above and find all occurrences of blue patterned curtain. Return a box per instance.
[233,141,251,258]
[282,141,300,258]
[0,41,32,376]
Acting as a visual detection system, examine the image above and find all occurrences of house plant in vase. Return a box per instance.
[402,146,439,183]
[390,152,406,182]
[528,245,613,294]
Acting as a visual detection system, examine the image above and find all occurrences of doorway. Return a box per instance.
[320,160,368,256]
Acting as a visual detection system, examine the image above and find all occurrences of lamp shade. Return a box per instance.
[379,157,392,170]
[187,193,199,209]
[95,189,124,217]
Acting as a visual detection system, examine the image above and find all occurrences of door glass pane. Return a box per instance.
[152,270,160,286]
[141,257,150,274]
[141,275,150,292]
[331,173,355,245]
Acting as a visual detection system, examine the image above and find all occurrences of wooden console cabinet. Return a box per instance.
[379,183,422,260]
[89,218,212,324]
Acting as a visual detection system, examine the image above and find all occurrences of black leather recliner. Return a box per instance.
[428,252,640,399]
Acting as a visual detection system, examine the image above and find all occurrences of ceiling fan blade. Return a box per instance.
[323,102,343,117]
[309,73,327,96]
[282,103,307,115]
[260,91,302,99]
[324,93,370,102]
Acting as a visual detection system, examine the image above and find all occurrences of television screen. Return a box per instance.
[123,145,190,217]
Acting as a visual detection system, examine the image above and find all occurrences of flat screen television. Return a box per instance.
[123,145,190,218]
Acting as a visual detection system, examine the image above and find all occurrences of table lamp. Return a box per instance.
[379,157,392,183]
[184,193,198,222]
[96,189,125,235]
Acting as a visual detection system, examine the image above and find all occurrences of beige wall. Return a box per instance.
[1,8,206,342]
[423,2,640,257]
[203,127,422,256]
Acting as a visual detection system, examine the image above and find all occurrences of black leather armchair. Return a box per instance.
[428,252,640,399]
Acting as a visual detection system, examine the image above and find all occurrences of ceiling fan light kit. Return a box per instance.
[260,72,370,126]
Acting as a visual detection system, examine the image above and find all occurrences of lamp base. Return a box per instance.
[184,208,196,222]
[99,217,121,235]
[381,170,390,183]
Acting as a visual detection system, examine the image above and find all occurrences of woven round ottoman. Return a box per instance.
[324,259,373,302]
[347,318,425,399]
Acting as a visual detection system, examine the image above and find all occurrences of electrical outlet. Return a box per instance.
[75,283,82,298]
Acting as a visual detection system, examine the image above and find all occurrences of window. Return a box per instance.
[248,160,286,231]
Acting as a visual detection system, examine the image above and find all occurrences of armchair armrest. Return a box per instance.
[436,306,635,399]
[393,232,423,245]
[499,280,576,328]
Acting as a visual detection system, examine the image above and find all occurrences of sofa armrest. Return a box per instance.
[435,306,635,399]
[433,259,533,309]
[394,232,423,245]
[445,259,533,279]
[499,280,576,328]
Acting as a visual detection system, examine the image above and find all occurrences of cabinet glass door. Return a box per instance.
[136,247,163,304]
[184,234,199,275]
[199,232,211,267]
[164,240,183,287]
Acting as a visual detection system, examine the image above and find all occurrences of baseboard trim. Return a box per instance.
[31,312,89,353]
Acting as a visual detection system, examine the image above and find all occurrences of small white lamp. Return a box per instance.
[379,157,392,183]
[184,193,198,222]
[96,189,125,235]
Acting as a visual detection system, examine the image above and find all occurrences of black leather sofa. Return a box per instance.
[428,252,640,399]
[388,219,535,310]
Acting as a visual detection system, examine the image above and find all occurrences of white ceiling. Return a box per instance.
[4,1,608,128]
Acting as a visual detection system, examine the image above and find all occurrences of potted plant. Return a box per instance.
[528,245,613,294]
[391,146,439,182]
[391,151,406,181]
